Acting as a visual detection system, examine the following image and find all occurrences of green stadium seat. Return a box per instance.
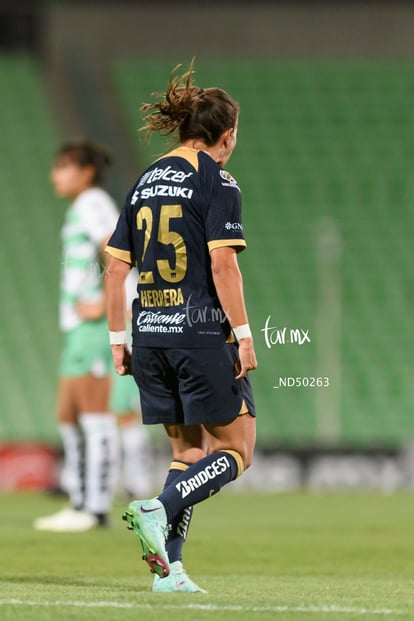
[0,56,60,441]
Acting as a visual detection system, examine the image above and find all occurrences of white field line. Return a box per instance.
[0,599,408,616]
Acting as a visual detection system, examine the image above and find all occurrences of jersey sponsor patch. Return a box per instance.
[131,165,194,204]
[220,169,240,191]
[224,221,243,232]
[136,185,193,201]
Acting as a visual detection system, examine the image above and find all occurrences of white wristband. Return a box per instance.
[232,323,252,340]
[109,330,127,345]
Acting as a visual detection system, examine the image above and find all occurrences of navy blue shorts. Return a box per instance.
[132,343,256,425]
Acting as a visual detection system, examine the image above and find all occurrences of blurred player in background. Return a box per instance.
[105,61,257,592]
[34,139,119,531]
[112,268,154,499]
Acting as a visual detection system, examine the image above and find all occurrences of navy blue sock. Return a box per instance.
[163,460,194,563]
[158,451,242,524]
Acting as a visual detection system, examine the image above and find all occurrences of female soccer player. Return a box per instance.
[34,139,119,532]
[105,61,257,591]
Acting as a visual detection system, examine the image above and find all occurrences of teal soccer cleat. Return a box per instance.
[123,498,170,578]
[152,561,207,593]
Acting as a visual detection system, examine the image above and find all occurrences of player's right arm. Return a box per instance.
[105,254,131,375]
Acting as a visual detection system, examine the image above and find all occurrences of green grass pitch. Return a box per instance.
[0,490,413,621]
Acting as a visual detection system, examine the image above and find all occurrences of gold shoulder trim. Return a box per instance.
[105,246,133,265]
[208,239,247,252]
[159,146,199,171]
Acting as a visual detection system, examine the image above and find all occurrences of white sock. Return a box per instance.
[119,423,153,497]
[58,423,84,509]
[79,413,119,515]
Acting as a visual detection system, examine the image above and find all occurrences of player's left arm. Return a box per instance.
[210,246,257,379]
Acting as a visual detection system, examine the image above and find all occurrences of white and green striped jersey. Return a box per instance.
[60,187,119,331]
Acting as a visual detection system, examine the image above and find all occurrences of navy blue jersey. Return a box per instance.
[106,146,246,347]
